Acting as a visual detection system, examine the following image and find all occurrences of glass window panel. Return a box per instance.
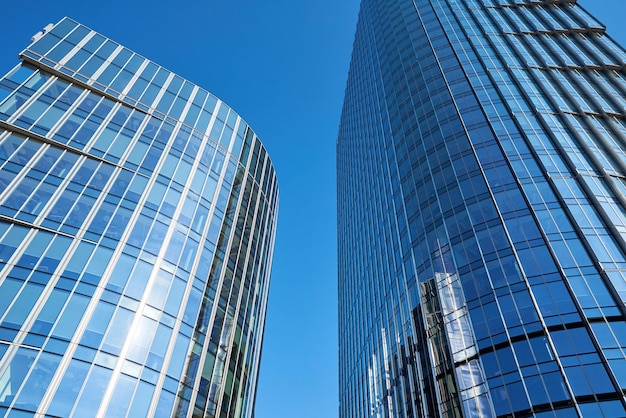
[0,344,7,362]
[6,65,36,85]
[47,190,78,225]
[104,374,135,417]
[596,400,626,417]
[64,241,95,278]
[153,389,175,417]
[47,359,89,417]
[81,301,115,348]
[0,135,26,163]
[4,177,39,212]
[65,47,92,71]
[525,374,549,405]
[139,83,161,106]
[72,365,112,416]
[127,213,153,249]
[110,69,134,93]
[3,282,45,328]
[64,195,95,228]
[49,19,78,39]
[29,32,62,56]
[147,269,173,309]
[0,91,31,117]
[125,259,153,300]
[542,370,570,403]
[126,316,157,364]
[167,334,190,378]
[85,246,113,279]
[0,224,29,260]
[36,105,65,133]
[105,206,132,240]
[101,307,134,355]
[210,119,224,141]
[54,113,83,143]
[564,367,591,396]
[162,188,181,216]
[58,85,82,107]
[108,132,132,160]
[164,277,187,317]
[0,347,37,406]
[0,279,23,326]
[127,77,149,101]
[31,288,69,335]
[107,252,135,292]
[147,323,173,371]
[608,358,626,388]
[171,233,195,269]
[126,380,155,418]
[18,100,50,127]
[49,151,79,178]
[97,63,122,87]
[144,220,167,254]
[14,351,61,409]
[52,293,90,340]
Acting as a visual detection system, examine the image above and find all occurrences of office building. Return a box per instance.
[0,17,278,418]
[338,1,626,417]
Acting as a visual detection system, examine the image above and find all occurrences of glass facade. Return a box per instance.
[0,18,278,418]
[337,1,626,417]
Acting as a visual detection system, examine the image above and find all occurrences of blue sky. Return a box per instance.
[0,2,624,417]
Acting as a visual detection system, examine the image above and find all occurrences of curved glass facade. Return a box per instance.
[0,18,278,418]
[338,1,626,417]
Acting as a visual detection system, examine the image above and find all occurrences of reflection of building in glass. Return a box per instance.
[0,18,278,418]
[338,1,626,416]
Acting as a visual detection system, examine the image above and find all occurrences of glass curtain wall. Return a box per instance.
[338,1,626,417]
[0,17,278,418]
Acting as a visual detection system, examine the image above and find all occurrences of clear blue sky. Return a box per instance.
[0,2,624,417]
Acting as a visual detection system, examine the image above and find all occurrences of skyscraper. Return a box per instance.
[0,17,278,418]
[338,1,626,417]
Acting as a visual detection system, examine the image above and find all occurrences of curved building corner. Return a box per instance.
[339,1,626,417]
[0,17,278,418]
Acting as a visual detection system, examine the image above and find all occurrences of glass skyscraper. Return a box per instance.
[0,18,278,418]
[338,1,626,417]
